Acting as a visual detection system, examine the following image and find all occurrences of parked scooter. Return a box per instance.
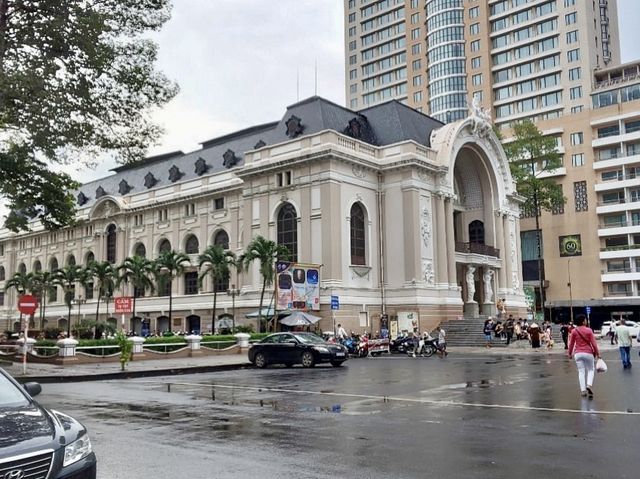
[340,337,359,356]
[390,335,415,355]
[356,336,369,357]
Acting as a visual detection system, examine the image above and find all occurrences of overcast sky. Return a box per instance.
[53,0,640,184]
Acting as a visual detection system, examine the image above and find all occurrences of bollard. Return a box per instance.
[56,338,79,358]
[185,334,203,351]
[128,336,146,355]
[234,333,250,348]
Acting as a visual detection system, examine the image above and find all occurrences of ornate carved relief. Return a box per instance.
[343,116,377,144]
[352,164,366,178]
[422,260,434,286]
[254,139,266,149]
[512,271,520,293]
[420,206,432,249]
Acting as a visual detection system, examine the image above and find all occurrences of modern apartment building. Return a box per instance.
[344,0,620,125]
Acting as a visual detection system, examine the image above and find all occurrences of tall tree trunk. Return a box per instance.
[0,0,10,69]
[67,302,72,337]
[258,277,267,333]
[212,288,217,332]
[41,296,46,332]
[95,291,101,323]
[168,281,172,327]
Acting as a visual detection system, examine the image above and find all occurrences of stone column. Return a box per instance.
[444,197,457,288]
[57,338,78,357]
[434,195,448,287]
[494,211,507,296]
[463,265,479,318]
[185,334,203,357]
[504,215,515,294]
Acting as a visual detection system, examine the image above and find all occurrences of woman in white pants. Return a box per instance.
[567,314,600,398]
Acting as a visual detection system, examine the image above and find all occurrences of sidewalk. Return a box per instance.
[0,340,622,383]
[2,354,252,383]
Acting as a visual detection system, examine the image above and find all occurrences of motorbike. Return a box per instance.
[356,336,369,357]
[414,337,439,357]
[340,337,359,356]
[390,336,416,355]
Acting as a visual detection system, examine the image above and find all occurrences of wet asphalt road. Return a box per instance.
[38,350,640,479]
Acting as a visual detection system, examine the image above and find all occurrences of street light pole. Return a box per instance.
[227,284,239,333]
[567,260,574,324]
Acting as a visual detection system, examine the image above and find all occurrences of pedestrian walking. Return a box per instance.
[608,322,617,345]
[436,325,448,358]
[483,318,493,348]
[568,314,600,398]
[615,318,633,369]
[336,323,347,341]
[505,317,514,345]
[529,322,541,349]
[560,322,570,350]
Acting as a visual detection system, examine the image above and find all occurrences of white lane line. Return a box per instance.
[138,380,640,416]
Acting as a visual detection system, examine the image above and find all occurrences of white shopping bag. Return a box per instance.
[596,358,608,373]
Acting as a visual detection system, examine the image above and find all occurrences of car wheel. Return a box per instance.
[284,362,294,368]
[301,351,315,368]
[254,352,268,368]
[330,361,344,367]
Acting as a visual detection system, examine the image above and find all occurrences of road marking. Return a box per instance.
[138,379,640,416]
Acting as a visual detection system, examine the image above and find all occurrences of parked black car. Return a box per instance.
[249,332,348,368]
[0,368,97,479]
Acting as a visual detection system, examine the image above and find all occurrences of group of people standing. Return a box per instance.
[483,316,554,348]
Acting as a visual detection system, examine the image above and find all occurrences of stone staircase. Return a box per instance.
[439,317,564,348]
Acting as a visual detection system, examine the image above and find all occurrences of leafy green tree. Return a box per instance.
[153,250,190,327]
[116,256,154,327]
[115,329,133,371]
[88,261,117,324]
[239,236,290,333]
[198,245,236,330]
[0,0,178,231]
[53,265,84,337]
[503,120,565,317]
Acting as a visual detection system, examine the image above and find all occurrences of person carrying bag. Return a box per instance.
[567,314,600,399]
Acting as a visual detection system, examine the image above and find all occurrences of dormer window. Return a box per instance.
[168,165,184,183]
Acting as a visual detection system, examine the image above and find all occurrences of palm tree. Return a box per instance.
[5,272,37,331]
[116,256,155,327]
[239,235,290,332]
[88,261,117,324]
[198,245,236,331]
[53,265,84,337]
[31,271,57,331]
[153,250,190,327]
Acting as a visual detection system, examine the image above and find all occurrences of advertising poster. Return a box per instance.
[398,311,419,334]
[276,262,321,311]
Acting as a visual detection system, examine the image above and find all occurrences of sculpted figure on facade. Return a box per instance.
[420,206,432,249]
[469,95,493,138]
[422,260,434,286]
[483,269,494,303]
[466,265,476,303]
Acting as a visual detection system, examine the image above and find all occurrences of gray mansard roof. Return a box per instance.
[76,96,445,208]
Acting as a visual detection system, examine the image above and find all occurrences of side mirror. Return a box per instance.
[24,382,42,397]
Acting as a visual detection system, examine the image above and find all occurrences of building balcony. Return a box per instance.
[455,242,500,258]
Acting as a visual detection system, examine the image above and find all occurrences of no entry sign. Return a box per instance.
[17,295,38,315]
[114,296,133,314]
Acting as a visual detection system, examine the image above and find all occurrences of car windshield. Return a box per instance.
[0,373,29,407]
[294,333,327,345]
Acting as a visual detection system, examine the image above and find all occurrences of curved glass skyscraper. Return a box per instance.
[425,0,468,123]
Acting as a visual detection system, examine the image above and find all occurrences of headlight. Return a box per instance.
[314,346,329,353]
[63,434,93,467]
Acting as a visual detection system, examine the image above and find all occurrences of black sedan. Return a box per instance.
[0,368,97,479]
[248,332,348,368]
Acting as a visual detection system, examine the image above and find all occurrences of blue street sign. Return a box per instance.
[331,295,339,310]
[586,306,591,315]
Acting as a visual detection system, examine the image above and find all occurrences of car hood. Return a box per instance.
[0,402,58,457]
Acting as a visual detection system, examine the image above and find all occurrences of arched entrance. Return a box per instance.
[106,317,118,330]
[186,314,201,335]
[58,318,68,333]
[156,315,170,334]
[130,316,142,335]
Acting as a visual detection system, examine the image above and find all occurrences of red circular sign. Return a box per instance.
[18,295,39,315]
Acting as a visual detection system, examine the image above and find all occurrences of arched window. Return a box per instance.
[469,220,485,245]
[0,266,5,281]
[106,224,117,263]
[214,230,229,249]
[350,203,366,265]
[67,254,76,266]
[85,251,95,266]
[48,258,58,302]
[49,258,58,271]
[33,260,42,272]
[134,243,146,258]
[18,263,26,274]
[158,238,171,254]
[185,235,199,255]
[277,202,298,262]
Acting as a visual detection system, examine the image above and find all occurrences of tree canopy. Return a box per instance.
[0,0,178,231]
[502,120,565,217]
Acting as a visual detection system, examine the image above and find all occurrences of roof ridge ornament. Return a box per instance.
[223,149,239,168]
[285,115,304,139]
[168,165,184,183]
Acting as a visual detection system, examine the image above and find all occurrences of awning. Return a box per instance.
[279,311,322,327]
[245,307,277,318]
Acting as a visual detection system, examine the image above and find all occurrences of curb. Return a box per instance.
[11,362,252,384]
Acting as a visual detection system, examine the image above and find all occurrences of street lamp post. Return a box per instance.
[71,296,86,337]
[567,260,574,324]
[227,284,240,333]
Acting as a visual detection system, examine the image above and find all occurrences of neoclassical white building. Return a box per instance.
[0,96,526,335]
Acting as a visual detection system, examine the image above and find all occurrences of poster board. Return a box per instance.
[276,262,321,311]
